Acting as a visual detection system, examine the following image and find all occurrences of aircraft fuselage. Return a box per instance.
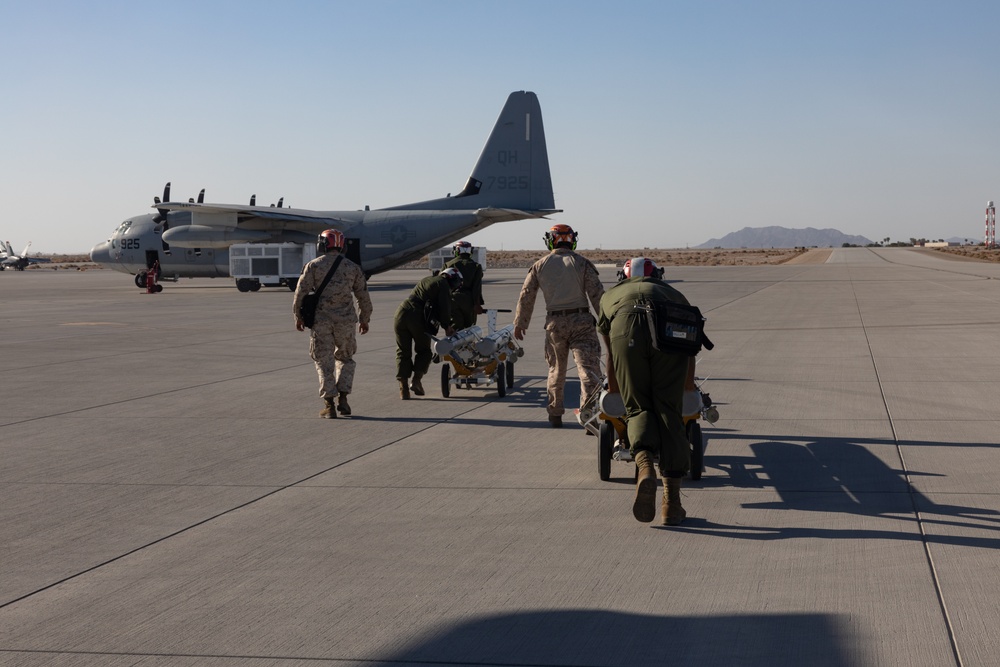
[89,91,559,286]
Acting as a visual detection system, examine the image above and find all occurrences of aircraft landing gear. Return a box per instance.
[135,272,147,288]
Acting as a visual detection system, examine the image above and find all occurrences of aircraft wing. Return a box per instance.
[474,207,564,223]
[154,202,355,226]
[22,257,52,265]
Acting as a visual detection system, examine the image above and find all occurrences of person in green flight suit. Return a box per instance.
[442,240,485,329]
[597,257,702,526]
[394,267,463,399]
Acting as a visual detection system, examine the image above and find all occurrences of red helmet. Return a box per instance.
[440,267,464,291]
[318,229,345,253]
[623,257,659,279]
[453,240,473,257]
[544,223,577,250]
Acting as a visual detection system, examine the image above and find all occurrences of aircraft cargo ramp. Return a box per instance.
[1,247,1000,666]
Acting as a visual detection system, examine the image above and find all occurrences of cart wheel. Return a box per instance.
[154,284,164,293]
[505,360,514,388]
[440,364,451,398]
[249,280,261,292]
[236,278,251,293]
[497,365,506,397]
[598,421,613,481]
[134,272,147,288]
[687,421,704,481]
[286,278,298,292]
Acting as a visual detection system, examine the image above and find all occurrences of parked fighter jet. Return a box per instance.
[0,241,52,271]
[90,91,559,288]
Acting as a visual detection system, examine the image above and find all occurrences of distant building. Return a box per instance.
[924,241,959,248]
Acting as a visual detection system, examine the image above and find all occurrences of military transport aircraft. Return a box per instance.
[0,241,52,271]
[90,91,559,288]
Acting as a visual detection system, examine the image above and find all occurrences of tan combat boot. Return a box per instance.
[337,393,351,416]
[319,396,338,419]
[399,380,411,400]
[410,374,425,396]
[663,477,687,526]
[632,450,657,523]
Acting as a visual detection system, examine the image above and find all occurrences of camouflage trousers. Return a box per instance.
[309,320,358,397]
[543,312,603,417]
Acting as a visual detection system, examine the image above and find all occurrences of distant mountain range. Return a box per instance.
[697,226,873,248]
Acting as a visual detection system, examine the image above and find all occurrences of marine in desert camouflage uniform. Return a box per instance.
[513,224,605,428]
[293,229,373,418]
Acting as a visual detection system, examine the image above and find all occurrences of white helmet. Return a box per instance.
[623,257,659,278]
[440,267,464,291]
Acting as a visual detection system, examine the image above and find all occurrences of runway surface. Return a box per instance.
[2,247,1000,666]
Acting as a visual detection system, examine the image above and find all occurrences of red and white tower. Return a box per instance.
[987,201,996,248]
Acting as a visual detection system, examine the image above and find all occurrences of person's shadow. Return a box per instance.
[679,433,1000,548]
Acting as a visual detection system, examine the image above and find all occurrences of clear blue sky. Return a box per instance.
[2,0,998,253]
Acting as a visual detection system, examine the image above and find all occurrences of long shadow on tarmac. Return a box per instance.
[382,609,862,666]
[682,434,1000,548]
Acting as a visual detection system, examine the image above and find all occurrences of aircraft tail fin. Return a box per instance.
[5,241,13,257]
[396,91,557,213]
[459,91,555,211]
[21,242,31,257]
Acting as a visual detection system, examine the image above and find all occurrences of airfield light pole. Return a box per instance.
[987,201,996,249]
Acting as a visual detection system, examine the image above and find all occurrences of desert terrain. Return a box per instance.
[25,246,1000,272]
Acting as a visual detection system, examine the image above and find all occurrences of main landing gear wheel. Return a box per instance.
[687,421,704,481]
[598,421,613,481]
[496,365,506,398]
[440,364,451,398]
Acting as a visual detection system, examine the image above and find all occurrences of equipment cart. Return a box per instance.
[580,382,719,482]
[434,309,524,398]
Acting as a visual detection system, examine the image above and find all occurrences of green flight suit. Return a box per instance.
[443,254,484,329]
[394,274,453,380]
[597,277,692,475]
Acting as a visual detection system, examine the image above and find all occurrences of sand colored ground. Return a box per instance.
[31,246,1000,273]
[29,247,820,271]
[439,247,816,269]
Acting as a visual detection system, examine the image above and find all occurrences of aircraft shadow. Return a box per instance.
[381,609,861,666]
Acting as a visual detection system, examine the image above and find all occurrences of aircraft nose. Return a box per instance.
[90,241,111,264]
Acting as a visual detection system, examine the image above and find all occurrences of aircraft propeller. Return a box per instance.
[153,182,171,223]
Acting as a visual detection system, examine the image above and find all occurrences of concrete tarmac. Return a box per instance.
[2,247,999,666]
